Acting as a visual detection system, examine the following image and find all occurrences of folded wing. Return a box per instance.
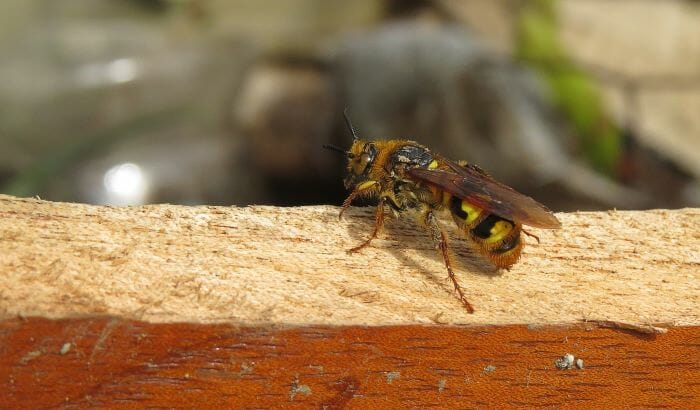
[407,158,561,229]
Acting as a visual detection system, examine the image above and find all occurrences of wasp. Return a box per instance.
[325,112,561,313]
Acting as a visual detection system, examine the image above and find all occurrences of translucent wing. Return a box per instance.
[407,158,561,228]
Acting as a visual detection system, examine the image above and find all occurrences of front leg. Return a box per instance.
[348,198,385,253]
[339,181,379,220]
[424,210,475,313]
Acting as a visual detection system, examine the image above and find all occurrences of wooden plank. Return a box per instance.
[1,194,698,326]
[1,318,698,408]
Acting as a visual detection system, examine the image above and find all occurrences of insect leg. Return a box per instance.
[348,198,385,253]
[339,190,361,220]
[424,211,475,314]
[339,181,378,220]
[522,229,540,244]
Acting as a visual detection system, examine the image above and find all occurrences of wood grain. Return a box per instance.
[0,194,698,326]
[1,317,698,408]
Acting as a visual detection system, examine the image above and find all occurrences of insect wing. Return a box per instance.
[407,159,561,228]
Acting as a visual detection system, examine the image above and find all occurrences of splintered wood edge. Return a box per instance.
[0,194,698,327]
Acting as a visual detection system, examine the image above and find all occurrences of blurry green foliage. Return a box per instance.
[516,0,621,176]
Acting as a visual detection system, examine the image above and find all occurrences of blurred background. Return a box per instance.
[1,0,699,211]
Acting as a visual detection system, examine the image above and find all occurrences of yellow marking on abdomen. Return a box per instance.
[448,194,482,224]
[461,201,482,224]
[484,220,514,243]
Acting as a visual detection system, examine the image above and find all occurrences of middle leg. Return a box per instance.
[424,210,475,313]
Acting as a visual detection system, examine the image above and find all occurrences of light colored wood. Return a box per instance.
[0,194,698,326]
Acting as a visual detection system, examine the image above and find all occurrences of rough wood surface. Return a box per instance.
[0,194,698,326]
[2,317,699,408]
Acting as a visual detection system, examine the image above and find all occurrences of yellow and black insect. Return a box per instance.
[325,112,561,313]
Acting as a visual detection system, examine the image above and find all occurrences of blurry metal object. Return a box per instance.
[2,107,185,199]
[0,0,254,205]
[75,58,140,88]
[102,162,149,205]
[69,127,254,206]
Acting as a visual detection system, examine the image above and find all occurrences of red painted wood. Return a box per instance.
[1,318,698,408]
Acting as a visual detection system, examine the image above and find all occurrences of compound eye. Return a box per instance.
[360,152,371,166]
[352,153,371,174]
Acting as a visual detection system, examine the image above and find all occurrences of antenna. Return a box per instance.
[323,144,355,158]
[343,108,359,142]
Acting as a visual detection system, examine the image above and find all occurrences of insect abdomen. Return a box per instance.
[446,194,523,269]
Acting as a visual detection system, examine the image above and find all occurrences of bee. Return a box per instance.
[325,113,561,313]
